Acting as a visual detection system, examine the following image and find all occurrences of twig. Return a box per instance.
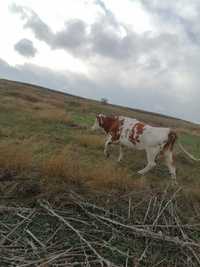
[87,210,200,249]
[26,229,46,249]
[39,200,120,267]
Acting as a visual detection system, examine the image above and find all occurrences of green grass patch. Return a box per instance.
[179,133,200,157]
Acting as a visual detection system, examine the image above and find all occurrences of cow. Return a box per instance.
[92,113,200,184]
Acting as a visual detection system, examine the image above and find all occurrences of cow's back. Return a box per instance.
[119,117,170,150]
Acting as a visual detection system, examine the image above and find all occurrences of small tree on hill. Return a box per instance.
[101,97,109,104]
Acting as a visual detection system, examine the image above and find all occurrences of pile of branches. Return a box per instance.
[0,187,200,266]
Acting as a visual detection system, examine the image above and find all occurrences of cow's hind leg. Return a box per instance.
[104,135,112,157]
[138,146,160,175]
[164,150,177,184]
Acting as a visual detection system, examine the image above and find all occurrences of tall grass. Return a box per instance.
[41,145,87,195]
[85,162,135,192]
[36,108,73,124]
[40,145,139,195]
[0,142,33,173]
[74,133,104,148]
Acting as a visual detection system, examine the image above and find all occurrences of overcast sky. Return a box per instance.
[0,0,200,123]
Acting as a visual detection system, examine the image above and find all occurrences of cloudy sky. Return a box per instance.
[0,0,200,123]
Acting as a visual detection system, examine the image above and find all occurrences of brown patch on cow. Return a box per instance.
[97,115,115,133]
[110,119,124,141]
[163,131,177,151]
[97,115,124,142]
[129,122,145,144]
[160,131,177,159]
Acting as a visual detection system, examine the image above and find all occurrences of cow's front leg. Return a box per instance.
[117,145,123,162]
[138,146,160,175]
[104,135,112,158]
[138,163,156,175]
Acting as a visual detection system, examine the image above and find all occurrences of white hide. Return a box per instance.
[118,116,170,150]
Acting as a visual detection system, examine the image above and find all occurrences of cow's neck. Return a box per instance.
[101,117,117,133]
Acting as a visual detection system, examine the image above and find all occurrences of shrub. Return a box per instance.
[0,142,33,174]
[101,98,109,104]
[36,109,73,124]
[74,133,104,149]
[40,145,87,195]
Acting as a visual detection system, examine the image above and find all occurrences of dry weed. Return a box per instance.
[0,142,33,173]
[36,108,73,124]
[41,145,141,194]
[41,145,87,193]
[85,162,136,192]
[74,133,104,148]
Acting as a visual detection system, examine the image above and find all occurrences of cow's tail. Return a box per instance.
[163,131,177,152]
[161,130,200,162]
[177,141,200,161]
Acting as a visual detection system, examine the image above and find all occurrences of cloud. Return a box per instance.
[10,3,132,59]
[7,1,200,123]
[9,3,182,62]
[94,0,119,27]
[1,57,200,123]
[52,19,89,55]
[10,3,89,56]
[14,38,37,57]
[10,3,54,43]
[141,0,200,44]
[0,57,94,95]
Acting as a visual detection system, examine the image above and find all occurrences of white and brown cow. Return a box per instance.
[92,114,177,182]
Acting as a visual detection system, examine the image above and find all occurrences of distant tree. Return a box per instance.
[101,97,109,104]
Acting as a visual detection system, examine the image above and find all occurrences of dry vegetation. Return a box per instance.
[0,79,200,266]
[0,79,200,198]
[0,80,200,195]
[2,188,200,267]
[74,133,104,148]
[0,142,33,174]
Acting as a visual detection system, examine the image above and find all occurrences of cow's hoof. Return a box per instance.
[138,170,145,175]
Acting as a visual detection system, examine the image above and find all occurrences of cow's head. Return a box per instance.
[91,114,105,131]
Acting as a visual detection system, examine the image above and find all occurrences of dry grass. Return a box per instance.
[174,127,200,136]
[79,101,91,113]
[181,183,200,202]
[0,96,35,111]
[41,145,88,194]
[32,101,54,111]
[41,144,142,195]
[74,133,104,148]
[1,79,200,203]
[6,90,41,103]
[44,96,65,109]
[41,148,81,179]
[0,142,33,173]
[36,108,73,124]
[85,162,137,192]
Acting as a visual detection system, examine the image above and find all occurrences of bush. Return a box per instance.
[0,143,33,174]
[101,98,109,104]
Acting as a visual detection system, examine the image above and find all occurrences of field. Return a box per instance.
[1,79,200,266]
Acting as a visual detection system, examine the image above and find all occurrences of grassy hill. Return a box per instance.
[1,79,200,266]
[0,78,200,200]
